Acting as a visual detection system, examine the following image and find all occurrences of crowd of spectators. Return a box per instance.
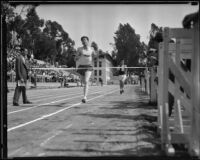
[7,50,79,86]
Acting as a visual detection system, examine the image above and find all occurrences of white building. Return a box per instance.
[92,53,114,85]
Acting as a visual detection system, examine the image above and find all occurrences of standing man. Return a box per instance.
[75,36,97,103]
[13,47,32,106]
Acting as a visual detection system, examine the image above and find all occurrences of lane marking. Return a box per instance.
[7,86,115,109]
[8,90,104,115]
[40,124,72,147]
[7,87,83,100]
[23,152,31,156]
[40,131,62,147]
[7,91,84,106]
[8,147,23,157]
[7,92,82,107]
[8,89,118,132]
[38,152,45,156]
[7,85,108,99]
[7,86,104,106]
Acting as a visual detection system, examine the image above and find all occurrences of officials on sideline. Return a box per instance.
[13,47,32,106]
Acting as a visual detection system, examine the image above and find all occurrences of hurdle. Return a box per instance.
[149,66,157,104]
[157,26,199,156]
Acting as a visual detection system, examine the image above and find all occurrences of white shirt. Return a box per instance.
[76,46,95,66]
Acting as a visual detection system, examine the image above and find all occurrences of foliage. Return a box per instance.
[91,41,98,51]
[4,3,76,66]
[113,23,145,69]
[147,23,163,66]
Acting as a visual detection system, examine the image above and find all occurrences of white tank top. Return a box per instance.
[77,46,94,65]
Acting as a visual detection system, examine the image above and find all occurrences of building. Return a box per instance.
[92,53,114,85]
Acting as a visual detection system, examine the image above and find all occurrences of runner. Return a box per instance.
[118,60,127,94]
[75,36,97,103]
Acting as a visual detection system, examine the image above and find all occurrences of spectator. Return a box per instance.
[13,47,32,106]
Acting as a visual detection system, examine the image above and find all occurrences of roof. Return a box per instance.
[182,11,199,29]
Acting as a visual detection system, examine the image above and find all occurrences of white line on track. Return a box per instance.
[25,87,110,102]
[7,85,103,99]
[38,152,45,156]
[40,124,72,147]
[8,147,23,157]
[7,87,67,98]
[40,130,62,147]
[7,88,84,102]
[7,91,83,105]
[23,152,31,156]
[8,89,118,132]
[7,88,83,103]
[8,90,104,115]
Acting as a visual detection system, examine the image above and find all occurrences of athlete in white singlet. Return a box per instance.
[117,60,127,94]
[75,36,96,103]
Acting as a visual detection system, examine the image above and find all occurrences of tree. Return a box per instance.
[42,20,75,65]
[22,6,44,56]
[114,23,144,68]
[3,3,76,67]
[91,41,98,52]
[2,2,19,51]
[147,23,163,66]
[34,33,57,63]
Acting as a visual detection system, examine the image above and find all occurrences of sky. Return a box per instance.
[16,3,199,53]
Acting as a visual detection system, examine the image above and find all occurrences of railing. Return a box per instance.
[156,27,199,156]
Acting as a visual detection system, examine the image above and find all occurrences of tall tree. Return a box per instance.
[114,23,143,68]
[91,41,98,52]
[43,20,75,65]
[2,2,19,52]
[34,33,57,63]
[147,23,163,66]
[22,6,44,55]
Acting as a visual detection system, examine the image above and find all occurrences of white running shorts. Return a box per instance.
[119,74,127,81]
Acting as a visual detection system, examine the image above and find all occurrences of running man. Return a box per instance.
[118,60,127,94]
[75,36,97,103]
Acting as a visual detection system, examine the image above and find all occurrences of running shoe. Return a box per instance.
[120,89,124,94]
[82,98,86,103]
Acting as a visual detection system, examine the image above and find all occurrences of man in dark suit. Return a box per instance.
[13,47,32,106]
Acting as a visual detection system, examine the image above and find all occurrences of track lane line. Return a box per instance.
[40,124,72,147]
[7,90,84,106]
[8,90,104,115]
[7,87,83,100]
[7,86,114,109]
[8,147,23,157]
[8,89,118,132]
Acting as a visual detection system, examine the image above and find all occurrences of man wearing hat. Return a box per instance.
[13,46,32,106]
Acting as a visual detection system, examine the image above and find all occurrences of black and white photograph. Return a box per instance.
[1,1,199,159]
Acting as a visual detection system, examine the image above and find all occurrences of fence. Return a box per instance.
[155,27,199,156]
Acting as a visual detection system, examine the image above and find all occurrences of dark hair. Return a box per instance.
[81,36,89,41]
[20,47,25,52]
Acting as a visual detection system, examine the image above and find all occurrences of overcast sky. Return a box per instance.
[16,3,199,52]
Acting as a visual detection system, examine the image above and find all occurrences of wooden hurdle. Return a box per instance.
[157,27,199,156]
[144,68,150,95]
[150,66,157,104]
[190,15,199,157]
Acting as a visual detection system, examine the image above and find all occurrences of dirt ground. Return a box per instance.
[8,85,162,157]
